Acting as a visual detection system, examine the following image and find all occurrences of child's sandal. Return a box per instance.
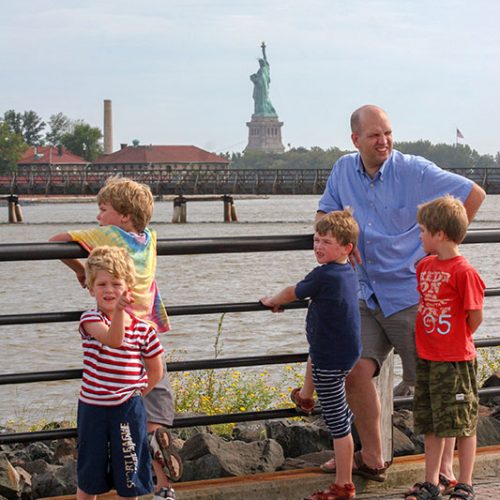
[438,474,457,495]
[449,483,475,499]
[404,481,442,499]
[290,387,315,414]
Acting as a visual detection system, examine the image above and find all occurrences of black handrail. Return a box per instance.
[0,300,309,326]
[1,292,500,326]
[1,337,498,386]
[1,229,500,262]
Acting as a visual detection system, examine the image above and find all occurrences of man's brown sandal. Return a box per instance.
[351,450,391,482]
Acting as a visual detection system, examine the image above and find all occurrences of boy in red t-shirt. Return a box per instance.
[405,196,485,500]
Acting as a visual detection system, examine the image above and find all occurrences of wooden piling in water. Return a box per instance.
[6,194,23,223]
[172,195,238,223]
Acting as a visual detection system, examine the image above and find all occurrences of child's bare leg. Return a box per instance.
[424,432,445,486]
[76,488,97,500]
[456,435,476,486]
[300,356,315,399]
[148,422,171,489]
[333,433,354,486]
[439,437,457,480]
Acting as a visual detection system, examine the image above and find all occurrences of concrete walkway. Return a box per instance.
[41,445,500,500]
[171,446,500,499]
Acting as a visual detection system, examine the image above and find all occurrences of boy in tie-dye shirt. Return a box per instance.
[50,177,182,499]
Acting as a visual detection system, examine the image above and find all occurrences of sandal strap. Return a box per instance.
[404,481,441,499]
[450,483,475,499]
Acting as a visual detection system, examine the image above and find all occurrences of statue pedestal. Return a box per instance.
[245,115,285,154]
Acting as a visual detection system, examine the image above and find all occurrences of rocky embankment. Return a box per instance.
[1,374,499,499]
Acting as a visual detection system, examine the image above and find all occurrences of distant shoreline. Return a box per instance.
[1,194,270,205]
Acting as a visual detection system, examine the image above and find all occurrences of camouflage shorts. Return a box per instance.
[413,358,478,437]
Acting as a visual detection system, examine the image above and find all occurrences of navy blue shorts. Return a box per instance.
[77,395,153,497]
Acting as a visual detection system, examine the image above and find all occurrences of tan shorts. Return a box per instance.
[359,301,418,385]
[143,369,175,426]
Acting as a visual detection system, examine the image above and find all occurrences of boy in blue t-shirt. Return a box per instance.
[261,209,361,500]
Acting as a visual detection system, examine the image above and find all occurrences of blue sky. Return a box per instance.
[1,0,499,156]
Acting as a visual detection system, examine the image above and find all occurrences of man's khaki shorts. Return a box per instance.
[359,301,418,385]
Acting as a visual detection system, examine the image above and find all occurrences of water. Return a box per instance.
[0,195,499,425]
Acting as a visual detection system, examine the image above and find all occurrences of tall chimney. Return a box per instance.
[103,99,113,155]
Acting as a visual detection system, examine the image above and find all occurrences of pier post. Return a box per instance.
[8,197,16,223]
[14,197,24,223]
[180,196,187,223]
[223,195,232,222]
[172,195,188,223]
[7,194,23,223]
[230,197,238,222]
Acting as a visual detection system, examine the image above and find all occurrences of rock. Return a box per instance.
[265,420,331,458]
[180,432,284,480]
[480,372,500,407]
[14,467,31,500]
[25,443,53,463]
[52,439,77,464]
[31,459,77,498]
[232,422,267,442]
[281,450,334,470]
[476,415,500,447]
[491,406,500,421]
[0,454,20,500]
[393,409,424,452]
[18,459,51,476]
[392,426,416,456]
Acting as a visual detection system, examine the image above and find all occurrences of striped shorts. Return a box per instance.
[311,363,353,439]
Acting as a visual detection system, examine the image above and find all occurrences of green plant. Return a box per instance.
[169,314,305,435]
[476,346,500,385]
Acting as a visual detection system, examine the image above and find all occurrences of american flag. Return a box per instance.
[456,128,464,139]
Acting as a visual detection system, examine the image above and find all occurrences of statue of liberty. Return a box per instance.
[250,42,277,116]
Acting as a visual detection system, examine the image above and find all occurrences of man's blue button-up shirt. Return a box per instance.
[318,150,473,317]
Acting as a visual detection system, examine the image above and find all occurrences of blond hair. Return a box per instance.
[85,246,136,288]
[315,208,359,248]
[97,176,153,232]
[417,195,468,244]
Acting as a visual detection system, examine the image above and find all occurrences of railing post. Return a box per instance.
[376,351,394,463]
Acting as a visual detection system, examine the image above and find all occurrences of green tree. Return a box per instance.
[22,111,46,145]
[3,109,46,145]
[45,112,72,145]
[0,122,28,174]
[3,110,23,134]
[61,122,103,161]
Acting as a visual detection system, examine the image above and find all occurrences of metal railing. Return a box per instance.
[3,165,500,195]
[0,231,499,445]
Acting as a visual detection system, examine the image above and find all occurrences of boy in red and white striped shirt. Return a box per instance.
[77,246,164,500]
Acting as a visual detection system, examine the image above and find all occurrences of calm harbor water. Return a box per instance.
[1,195,499,425]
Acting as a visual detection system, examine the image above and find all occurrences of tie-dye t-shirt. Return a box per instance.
[69,225,170,333]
